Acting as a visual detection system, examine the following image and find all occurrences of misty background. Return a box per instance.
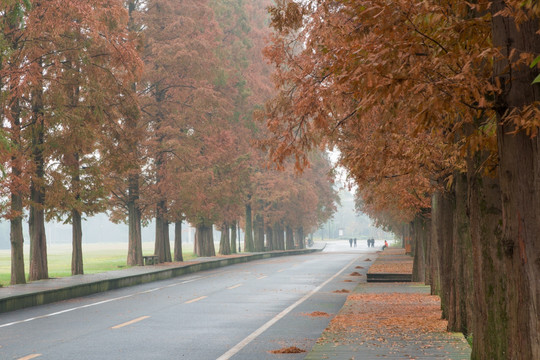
[0,188,392,250]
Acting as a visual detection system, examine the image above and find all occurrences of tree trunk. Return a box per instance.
[434,189,455,321]
[219,222,231,255]
[253,214,264,252]
[195,220,215,257]
[9,101,25,285]
[468,154,507,360]
[275,223,285,250]
[71,152,84,276]
[174,220,183,261]
[491,4,540,358]
[285,225,294,250]
[423,218,432,287]
[154,200,171,263]
[266,225,274,251]
[125,2,143,267]
[296,227,305,249]
[448,172,473,335]
[127,172,143,266]
[258,217,265,251]
[164,220,171,261]
[230,221,237,254]
[71,209,83,275]
[427,193,442,296]
[244,202,254,252]
[10,191,25,285]
[411,216,426,283]
[29,77,48,282]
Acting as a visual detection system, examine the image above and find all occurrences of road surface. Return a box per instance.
[0,241,377,359]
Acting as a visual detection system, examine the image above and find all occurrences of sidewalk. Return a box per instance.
[305,249,471,360]
[0,245,323,313]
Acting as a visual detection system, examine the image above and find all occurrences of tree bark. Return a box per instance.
[154,200,171,263]
[174,220,183,261]
[491,3,540,358]
[230,221,237,254]
[467,155,506,360]
[427,192,442,297]
[127,172,143,266]
[71,153,83,275]
[285,225,294,250]
[437,190,455,321]
[71,209,83,275]
[253,214,264,251]
[276,223,285,250]
[195,220,215,257]
[29,74,48,282]
[219,222,231,255]
[296,227,304,249]
[449,172,473,336]
[10,191,25,285]
[265,225,274,251]
[411,216,426,283]
[9,100,25,285]
[244,202,254,252]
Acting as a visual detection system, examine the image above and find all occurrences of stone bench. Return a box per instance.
[143,255,159,265]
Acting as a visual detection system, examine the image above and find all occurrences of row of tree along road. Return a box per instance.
[263,1,540,359]
[0,0,338,288]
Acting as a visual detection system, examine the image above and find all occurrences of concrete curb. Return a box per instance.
[0,246,324,314]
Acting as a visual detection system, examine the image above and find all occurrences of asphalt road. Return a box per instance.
[0,241,377,360]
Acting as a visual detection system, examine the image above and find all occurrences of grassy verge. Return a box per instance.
[0,242,197,287]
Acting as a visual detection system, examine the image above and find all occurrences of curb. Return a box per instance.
[0,246,324,314]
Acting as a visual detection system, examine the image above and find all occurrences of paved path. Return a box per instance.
[306,278,471,359]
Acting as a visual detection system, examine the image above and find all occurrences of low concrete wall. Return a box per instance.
[0,247,322,313]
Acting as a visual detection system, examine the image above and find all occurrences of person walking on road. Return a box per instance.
[353,238,357,247]
[349,238,353,247]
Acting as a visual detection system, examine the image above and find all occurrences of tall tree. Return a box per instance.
[44,0,141,275]
[137,0,223,262]
[491,2,540,358]
[0,0,30,284]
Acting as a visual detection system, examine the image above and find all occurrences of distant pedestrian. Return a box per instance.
[366,238,370,247]
[349,238,353,247]
[382,240,388,250]
[353,238,357,247]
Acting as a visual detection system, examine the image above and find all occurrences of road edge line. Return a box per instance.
[216,256,358,360]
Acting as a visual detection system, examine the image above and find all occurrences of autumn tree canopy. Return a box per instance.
[263,0,540,358]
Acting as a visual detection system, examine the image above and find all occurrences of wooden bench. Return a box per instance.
[143,255,159,265]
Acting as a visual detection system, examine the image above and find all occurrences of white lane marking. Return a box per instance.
[227,284,243,290]
[216,257,358,360]
[111,316,150,329]
[0,274,214,329]
[17,354,41,360]
[184,296,207,304]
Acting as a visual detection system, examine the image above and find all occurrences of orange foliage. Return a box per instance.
[262,0,533,226]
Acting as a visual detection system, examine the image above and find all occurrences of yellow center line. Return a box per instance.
[257,276,267,280]
[111,316,150,329]
[227,284,243,290]
[185,296,208,304]
[18,354,41,360]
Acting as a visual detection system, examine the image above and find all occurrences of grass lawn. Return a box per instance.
[0,242,197,287]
